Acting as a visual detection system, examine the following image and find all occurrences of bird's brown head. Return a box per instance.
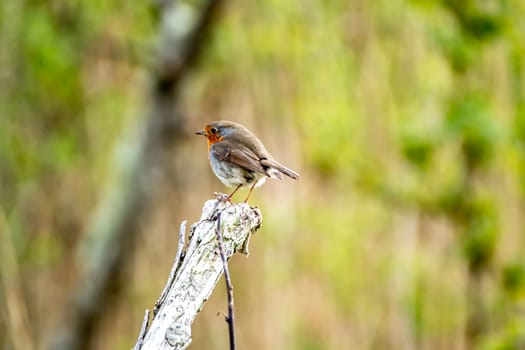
[195,121,240,149]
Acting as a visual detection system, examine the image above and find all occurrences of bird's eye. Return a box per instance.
[210,127,217,134]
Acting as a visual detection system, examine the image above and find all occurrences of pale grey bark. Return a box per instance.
[136,199,261,350]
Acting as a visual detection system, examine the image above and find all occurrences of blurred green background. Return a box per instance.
[1,0,525,349]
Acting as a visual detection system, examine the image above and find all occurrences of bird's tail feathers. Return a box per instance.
[261,159,301,180]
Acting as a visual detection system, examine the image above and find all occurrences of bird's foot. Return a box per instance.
[214,192,234,204]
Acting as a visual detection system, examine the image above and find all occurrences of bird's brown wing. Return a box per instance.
[211,142,266,175]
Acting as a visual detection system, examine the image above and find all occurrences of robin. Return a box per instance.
[195,120,300,203]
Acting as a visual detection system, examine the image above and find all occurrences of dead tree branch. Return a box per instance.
[135,199,261,350]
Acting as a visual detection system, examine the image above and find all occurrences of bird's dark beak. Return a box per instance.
[195,129,206,136]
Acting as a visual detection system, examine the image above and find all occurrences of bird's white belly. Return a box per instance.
[210,157,266,188]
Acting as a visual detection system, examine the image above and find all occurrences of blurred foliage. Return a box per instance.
[1,0,525,349]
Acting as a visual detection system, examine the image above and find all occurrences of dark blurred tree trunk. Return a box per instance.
[465,267,485,343]
[49,1,223,349]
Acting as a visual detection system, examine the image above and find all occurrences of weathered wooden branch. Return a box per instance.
[135,198,262,350]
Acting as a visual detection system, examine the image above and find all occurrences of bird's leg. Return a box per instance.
[224,184,242,203]
[243,182,257,203]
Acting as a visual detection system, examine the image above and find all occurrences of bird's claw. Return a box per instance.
[214,192,233,204]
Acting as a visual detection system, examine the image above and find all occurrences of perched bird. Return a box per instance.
[195,120,300,203]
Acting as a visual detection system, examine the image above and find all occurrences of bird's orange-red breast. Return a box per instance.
[195,120,300,202]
